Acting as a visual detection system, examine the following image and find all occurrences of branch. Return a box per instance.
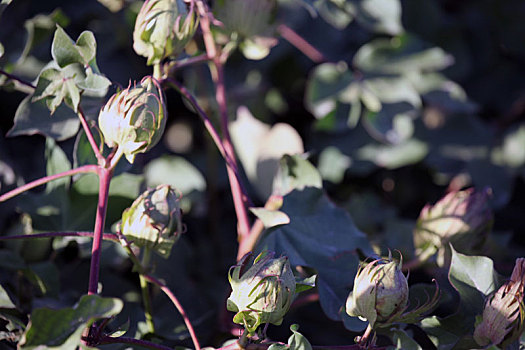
[77,106,105,166]
[88,167,113,295]
[168,53,211,74]
[277,24,326,63]
[143,274,201,350]
[163,77,252,207]
[0,69,36,89]
[0,231,118,242]
[195,0,251,245]
[0,164,98,203]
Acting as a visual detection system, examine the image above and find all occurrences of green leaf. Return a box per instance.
[0,284,15,309]
[273,155,322,196]
[45,138,71,192]
[51,26,91,68]
[288,324,312,350]
[144,155,206,194]
[448,246,498,316]
[250,207,290,228]
[356,139,428,169]
[363,76,422,108]
[317,146,351,183]
[305,62,354,119]
[32,67,81,113]
[354,35,453,75]
[20,294,123,349]
[7,95,79,141]
[20,9,70,63]
[382,327,422,350]
[356,0,403,35]
[75,71,111,95]
[258,187,373,328]
[314,0,355,30]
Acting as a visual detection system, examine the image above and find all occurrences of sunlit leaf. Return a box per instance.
[20,294,123,349]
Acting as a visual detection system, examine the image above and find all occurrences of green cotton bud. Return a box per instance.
[414,187,493,266]
[474,258,525,349]
[346,257,409,329]
[98,76,166,164]
[120,184,183,258]
[133,0,198,65]
[227,251,296,334]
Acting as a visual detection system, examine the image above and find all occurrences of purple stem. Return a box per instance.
[0,231,118,242]
[0,165,98,203]
[277,24,326,63]
[143,274,201,350]
[0,69,36,89]
[77,106,105,166]
[87,167,113,295]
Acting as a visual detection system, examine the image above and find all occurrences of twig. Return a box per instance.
[0,164,98,203]
[143,274,201,350]
[98,335,174,350]
[168,53,211,74]
[164,78,252,207]
[0,69,36,89]
[77,106,105,166]
[0,231,118,242]
[140,247,156,334]
[195,0,251,247]
[87,167,113,295]
[277,24,326,63]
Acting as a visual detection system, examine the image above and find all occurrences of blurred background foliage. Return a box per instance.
[0,0,525,348]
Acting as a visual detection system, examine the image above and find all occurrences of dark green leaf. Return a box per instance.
[20,294,123,349]
[258,187,372,327]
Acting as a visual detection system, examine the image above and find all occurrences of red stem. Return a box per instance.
[77,106,105,166]
[195,0,251,252]
[0,231,118,242]
[87,167,113,295]
[0,69,36,89]
[164,77,252,207]
[0,165,98,203]
[277,24,326,63]
[143,274,201,350]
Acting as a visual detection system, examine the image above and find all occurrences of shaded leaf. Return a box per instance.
[258,187,373,327]
[20,294,123,349]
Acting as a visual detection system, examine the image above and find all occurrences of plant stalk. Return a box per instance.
[140,247,156,334]
[0,165,98,203]
[87,167,113,295]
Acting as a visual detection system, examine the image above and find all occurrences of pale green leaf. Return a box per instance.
[0,284,15,309]
[250,207,290,228]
